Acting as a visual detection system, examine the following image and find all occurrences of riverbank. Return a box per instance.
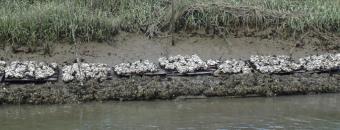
[0,73,339,104]
[0,32,339,105]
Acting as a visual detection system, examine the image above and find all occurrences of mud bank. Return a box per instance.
[0,33,339,105]
[0,73,339,105]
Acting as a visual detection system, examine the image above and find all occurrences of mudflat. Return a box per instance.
[0,32,339,105]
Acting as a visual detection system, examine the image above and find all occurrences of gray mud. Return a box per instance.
[1,33,338,65]
[0,73,339,105]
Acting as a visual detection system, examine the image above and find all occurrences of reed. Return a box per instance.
[0,0,339,47]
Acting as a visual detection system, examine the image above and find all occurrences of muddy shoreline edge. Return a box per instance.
[0,73,339,105]
[1,33,339,105]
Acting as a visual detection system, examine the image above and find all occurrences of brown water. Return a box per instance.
[1,94,340,130]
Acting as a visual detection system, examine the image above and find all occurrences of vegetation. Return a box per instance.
[0,0,340,47]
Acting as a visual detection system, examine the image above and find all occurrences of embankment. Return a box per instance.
[0,73,339,104]
[0,33,339,105]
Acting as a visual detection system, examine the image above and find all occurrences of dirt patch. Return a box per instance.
[1,32,338,65]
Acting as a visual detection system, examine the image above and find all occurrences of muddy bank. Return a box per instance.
[0,73,339,105]
[1,33,339,65]
[0,33,339,105]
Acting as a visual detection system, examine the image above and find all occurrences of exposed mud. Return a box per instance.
[1,32,339,65]
[0,73,339,105]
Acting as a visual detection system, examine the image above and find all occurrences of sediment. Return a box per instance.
[0,73,339,105]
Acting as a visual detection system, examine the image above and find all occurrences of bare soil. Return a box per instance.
[1,32,339,65]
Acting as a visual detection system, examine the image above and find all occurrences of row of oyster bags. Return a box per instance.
[0,61,58,80]
[250,54,340,73]
[0,61,113,82]
[157,54,340,74]
[0,53,339,81]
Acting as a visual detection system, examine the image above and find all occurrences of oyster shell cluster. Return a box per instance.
[299,53,340,71]
[250,55,301,73]
[159,55,208,73]
[5,61,57,79]
[207,59,220,67]
[0,61,5,74]
[114,60,158,75]
[62,63,111,82]
[217,59,252,74]
[0,53,339,83]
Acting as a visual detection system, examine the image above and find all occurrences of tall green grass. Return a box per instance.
[0,0,340,47]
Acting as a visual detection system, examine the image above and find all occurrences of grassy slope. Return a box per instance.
[0,0,340,47]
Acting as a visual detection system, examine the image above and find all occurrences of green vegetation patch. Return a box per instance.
[0,0,340,46]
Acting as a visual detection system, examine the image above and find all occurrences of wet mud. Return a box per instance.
[1,32,339,66]
[0,73,339,105]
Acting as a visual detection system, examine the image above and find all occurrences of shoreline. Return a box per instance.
[0,33,339,105]
[0,73,339,105]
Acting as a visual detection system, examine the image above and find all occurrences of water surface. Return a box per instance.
[1,94,340,130]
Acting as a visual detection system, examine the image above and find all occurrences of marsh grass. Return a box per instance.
[0,0,340,48]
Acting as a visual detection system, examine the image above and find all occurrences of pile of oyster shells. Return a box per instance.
[299,53,340,71]
[250,55,301,73]
[0,61,5,74]
[207,59,220,67]
[216,59,252,74]
[5,61,58,79]
[114,60,158,75]
[62,63,111,82]
[0,53,339,83]
[159,55,208,73]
